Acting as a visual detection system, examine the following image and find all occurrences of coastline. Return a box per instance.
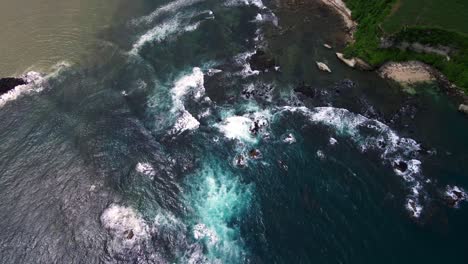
[318,0,468,106]
[319,0,356,40]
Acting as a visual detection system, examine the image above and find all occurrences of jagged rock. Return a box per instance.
[0,77,27,95]
[282,133,296,144]
[336,53,373,70]
[336,52,356,68]
[294,82,315,98]
[393,160,408,173]
[249,116,268,136]
[459,104,468,115]
[248,149,262,159]
[249,50,276,72]
[241,83,273,101]
[124,230,134,240]
[316,62,331,73]
[445,186,467,208]
[278,160,288,171]
[235,154,247,167]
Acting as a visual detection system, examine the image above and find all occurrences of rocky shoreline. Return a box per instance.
[317,0,468,114]
[0,77,27,96]
[319,0,356,40]
[0,71,44,108]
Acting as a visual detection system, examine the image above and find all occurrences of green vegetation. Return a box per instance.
[382,0,468,35]
[344,0,468,91]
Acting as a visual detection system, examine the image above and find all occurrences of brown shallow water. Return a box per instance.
[0,0,144,76]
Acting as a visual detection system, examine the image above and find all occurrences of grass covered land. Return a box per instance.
[343,0,468,91]
[382,0,468,34]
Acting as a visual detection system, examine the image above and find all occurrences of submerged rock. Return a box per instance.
[294,82,315,98]
[249,117,268,136]
[124,230,134,240]
[458,104,468,115]
[316,62,331,73]
[444,186,467,208]
[248,149,262,159]
[316,150,325,160]
[248,50,276,72]
[282,133,296,144]
[0,77,27,95]
[241,83,274,101]
[393,160,408,173]
[235,154,247,167]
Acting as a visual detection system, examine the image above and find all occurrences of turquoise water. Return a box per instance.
[1,0,467,263]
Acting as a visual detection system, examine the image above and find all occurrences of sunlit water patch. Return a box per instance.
[184,161,253,263]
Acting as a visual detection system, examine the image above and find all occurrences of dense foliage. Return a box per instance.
[344,0,468,91]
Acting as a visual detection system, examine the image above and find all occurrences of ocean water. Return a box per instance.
[1,0,468,263]
[0,0,147,76]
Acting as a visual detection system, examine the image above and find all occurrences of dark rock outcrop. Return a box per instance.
[393,160,408,173]
[248,50,276,72]
[0,77,27,95]
[248,149,262,159]
[459,104,468,116]
[294,82,315,98]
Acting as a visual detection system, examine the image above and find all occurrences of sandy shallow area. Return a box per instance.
[378,61,436,85]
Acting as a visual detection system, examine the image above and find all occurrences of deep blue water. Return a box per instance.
[1,0,468,263]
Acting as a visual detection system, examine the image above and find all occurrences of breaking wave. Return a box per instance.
[278,106,426,217]
[131,0,205,25]
[185,161,253,262]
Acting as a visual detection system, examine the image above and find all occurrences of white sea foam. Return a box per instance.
[316,150,326,160]
[255,13,263,21]
[132,0,205,25]
[226,0,266,9]
[171,67,205,112]
[406,198,423,218]
[136,162,156,179]
[171,110,201,134]
[282,133,296,144]
[131,8,214,54]
[234,51,260,77]
[101,204,150,255]
[167,67,206,135]
[253,11,278,26]
[284,107,421,166]
[193,223,219,244]
[329,137,338,145]
[0,71,44,108]
[207,68,222,76]
[393,159,421,182]
[186,165,251,261]
[198,108,211,119]
[217,116,255,142]
[184,21,202,32]
[131,16,183,54]
[279,106,426,217]
[445,185,467,208]
[217,109,271,143]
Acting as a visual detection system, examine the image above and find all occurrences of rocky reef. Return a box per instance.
[0,77,27,96]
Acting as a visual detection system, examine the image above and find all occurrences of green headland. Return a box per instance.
[343,0,468,92]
